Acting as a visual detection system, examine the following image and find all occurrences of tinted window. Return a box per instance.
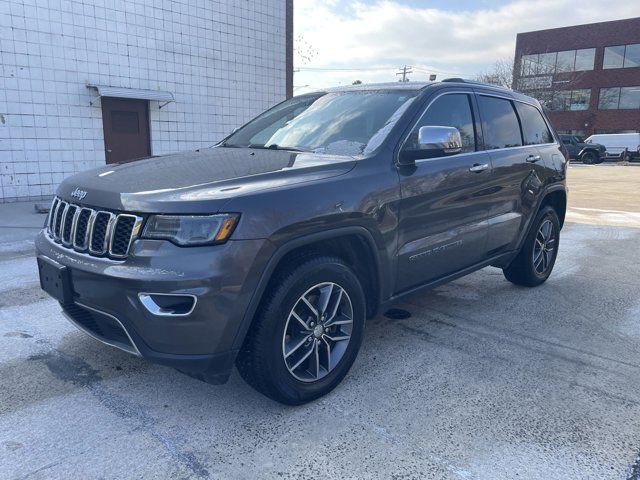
[515,102,553,145]
[477,96,523,149]
[405,94,476,154]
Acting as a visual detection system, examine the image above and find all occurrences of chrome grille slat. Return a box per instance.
[47,197,142,259]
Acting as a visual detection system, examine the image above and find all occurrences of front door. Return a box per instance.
[395,91,491,293]
[101,97,151,164]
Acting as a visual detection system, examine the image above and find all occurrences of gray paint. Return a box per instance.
[36,81,567,382]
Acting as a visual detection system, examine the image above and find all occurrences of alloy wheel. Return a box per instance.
[282,282,353,382]
[533,219,555,275]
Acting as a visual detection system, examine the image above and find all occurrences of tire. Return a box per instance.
[236,255,366,405]
[580,151,596,164]
[503,206,560,287]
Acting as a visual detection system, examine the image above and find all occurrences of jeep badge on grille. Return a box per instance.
[70,188,87,200]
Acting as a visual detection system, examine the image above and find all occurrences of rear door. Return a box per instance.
[395,90,492,292]
[475,94,549,254]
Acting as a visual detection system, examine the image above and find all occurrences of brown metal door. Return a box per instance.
[101,97,151,164]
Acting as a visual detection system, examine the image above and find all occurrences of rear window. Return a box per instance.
[515,102,553,145]
[477,96,523,149]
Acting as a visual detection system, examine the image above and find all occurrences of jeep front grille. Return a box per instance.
[47,197,143,259]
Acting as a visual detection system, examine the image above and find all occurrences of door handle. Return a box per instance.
[106,149,112,153]
[526,154,541,163]
[469,163,489,172]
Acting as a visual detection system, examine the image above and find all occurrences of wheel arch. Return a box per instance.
[231,226,387,351]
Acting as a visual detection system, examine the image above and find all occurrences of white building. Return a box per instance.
[0,0,293,202]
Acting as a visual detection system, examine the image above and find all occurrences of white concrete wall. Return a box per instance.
[0,0,287,201]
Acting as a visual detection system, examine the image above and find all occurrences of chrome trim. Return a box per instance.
[62,302,141,356]
[48,198,59,233]
[61,205,78,246]
[138,293,198,317]
[47,196,142,259]
[88,211,116,256]
[72,208,94,250]
[109,214,144,258]
[52,201,67,240]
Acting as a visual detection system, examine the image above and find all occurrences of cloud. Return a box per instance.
[294,0,639,91]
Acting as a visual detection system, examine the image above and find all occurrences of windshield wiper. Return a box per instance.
[250,144,309,152]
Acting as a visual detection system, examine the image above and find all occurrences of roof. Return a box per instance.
[304,79,511,95]
[308,82,433,94]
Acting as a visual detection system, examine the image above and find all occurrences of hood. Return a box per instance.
[57,147,357,213]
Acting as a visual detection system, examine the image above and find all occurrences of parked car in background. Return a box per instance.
[585,133,640,161]
[559,135,605,164]
[36,80,568,404]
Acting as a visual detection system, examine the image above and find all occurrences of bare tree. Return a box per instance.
[352,80,363,85]
[475,58,514,89]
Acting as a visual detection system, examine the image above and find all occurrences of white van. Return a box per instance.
[585,133,640,160]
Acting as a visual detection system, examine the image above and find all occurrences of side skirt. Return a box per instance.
[380,251,516,310]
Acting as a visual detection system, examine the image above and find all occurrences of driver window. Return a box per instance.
[404,94,477,154]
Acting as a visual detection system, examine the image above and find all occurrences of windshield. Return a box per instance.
[574,136,585,143]
[223,90,419,156]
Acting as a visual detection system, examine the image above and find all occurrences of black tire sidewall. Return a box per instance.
[581,152,595,164]
[261,259,366,403]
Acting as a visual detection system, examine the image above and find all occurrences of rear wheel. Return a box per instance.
[581,151,596,164]
[236,255,366,405]
[503,206,560,287]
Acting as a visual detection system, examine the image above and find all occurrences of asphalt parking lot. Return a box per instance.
[1,165,640,480]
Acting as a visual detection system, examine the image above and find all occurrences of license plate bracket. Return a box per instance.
[37,256,74,305]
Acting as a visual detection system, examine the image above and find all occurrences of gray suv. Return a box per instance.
[36,80,567,404]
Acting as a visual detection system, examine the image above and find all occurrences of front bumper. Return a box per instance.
[35,230,270,383]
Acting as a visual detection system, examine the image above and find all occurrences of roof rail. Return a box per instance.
[441,77,512,90]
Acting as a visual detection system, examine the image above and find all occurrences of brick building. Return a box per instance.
[0,0,293,202]
[513,17,640,137]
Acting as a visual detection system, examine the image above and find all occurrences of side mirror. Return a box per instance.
[399,126,463,164]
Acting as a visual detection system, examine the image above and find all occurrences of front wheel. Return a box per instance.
[236,256,366,405]
[503,206,560,287]
[581,151,596,164]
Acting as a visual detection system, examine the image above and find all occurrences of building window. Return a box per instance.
[603,43,640,69]
[556,50,576,72]
[574,48,595,71]
[550,89,591,111]
[598,86,640,109]
[520,48,595,77]
[604,46,626,69]
[619,87,640,109]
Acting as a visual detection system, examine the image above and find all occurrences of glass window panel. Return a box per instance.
[603,45,625,69]
[406,94,477,154]
[477,96,522,149]
[598,88,621,109]
[538,52,557,74]
[574,48,595,71]
[556,50,576,72]
[624,44,640,68]
[521,54,539,76]
[569,89,591,111]
[514,102,553,145]
[552,91,571,111]
[619,86,640,109]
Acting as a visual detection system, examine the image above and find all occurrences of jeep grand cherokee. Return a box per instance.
[37,80,567,404]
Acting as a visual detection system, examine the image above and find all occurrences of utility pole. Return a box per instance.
[396,65,413,82]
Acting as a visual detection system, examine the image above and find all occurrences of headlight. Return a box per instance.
[142,214,240,246]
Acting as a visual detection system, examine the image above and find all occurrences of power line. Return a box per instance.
[395,65,413,82]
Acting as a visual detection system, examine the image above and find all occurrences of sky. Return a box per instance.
[293,0,640,93]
